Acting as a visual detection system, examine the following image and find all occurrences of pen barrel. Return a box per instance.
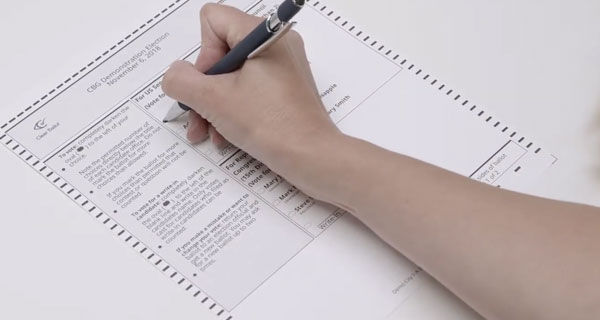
[174,20,271,114]
[177,102,191,111]
[277,0,304,23]
[205,20,272,75]
[173,0,305,116]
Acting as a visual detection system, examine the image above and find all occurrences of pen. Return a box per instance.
[163,0,305,122]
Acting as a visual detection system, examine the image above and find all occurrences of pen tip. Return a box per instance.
[163,103,187,123]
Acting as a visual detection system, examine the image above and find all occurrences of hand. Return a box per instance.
[162,4,341,181]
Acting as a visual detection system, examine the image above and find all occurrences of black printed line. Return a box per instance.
[469,140,512,178]
[1,1,544,316]
[4,0,191,133]
[219,149,242,167]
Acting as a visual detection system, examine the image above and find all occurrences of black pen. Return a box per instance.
[163,0,305,122]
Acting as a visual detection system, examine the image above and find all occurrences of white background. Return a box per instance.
[0,0,598,319]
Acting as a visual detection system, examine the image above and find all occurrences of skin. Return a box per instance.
[162,4,600,320]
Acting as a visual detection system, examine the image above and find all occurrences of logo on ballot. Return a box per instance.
[33,118,61,141]
[34,118,48,131]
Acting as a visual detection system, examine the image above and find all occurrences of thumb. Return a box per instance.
[161,60,231,118]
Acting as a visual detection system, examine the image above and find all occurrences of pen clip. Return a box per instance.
[248,21,296,59]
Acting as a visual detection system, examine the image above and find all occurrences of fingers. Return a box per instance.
[195,4,263,72]
[162,60,231,118]
[187,112,228,148]
[187,112,227,149]
[163,61,230,148]
[186,4,259,147]
[209,125,228,149]
[187,111,209,144]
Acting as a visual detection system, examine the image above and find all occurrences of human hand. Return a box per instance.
[162,4,341,179]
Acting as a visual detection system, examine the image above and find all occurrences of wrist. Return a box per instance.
[267,130,372,212]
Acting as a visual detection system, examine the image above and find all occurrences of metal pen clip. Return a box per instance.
[248,15,296,59]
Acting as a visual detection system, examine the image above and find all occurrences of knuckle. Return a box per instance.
[199,3,217,19]
[161,61,188,95]
[161,69,176,95]
[287,30,305,47]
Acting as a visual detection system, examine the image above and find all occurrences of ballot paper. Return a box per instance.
[0,0,557,319]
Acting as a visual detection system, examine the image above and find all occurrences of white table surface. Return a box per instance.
[0,0,598,319]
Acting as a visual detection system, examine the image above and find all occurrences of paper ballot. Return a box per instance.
[0,0,556,318]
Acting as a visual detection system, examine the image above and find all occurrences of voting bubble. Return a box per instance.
[77,146,84,152]
[163,200,171,207]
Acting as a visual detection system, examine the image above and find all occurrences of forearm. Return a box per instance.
[285,133,600,320]
[162,6,599,317]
